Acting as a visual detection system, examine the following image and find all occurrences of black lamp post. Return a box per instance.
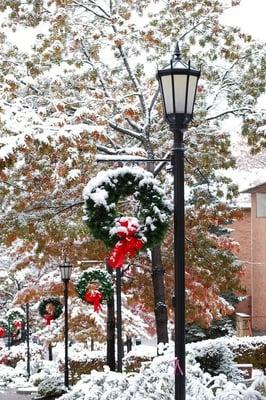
[59,260,72,389]
[26,303,30,380]
[157,43,200,400]
[116,267,123,372]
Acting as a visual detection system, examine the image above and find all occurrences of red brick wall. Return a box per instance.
[230,209,251,294]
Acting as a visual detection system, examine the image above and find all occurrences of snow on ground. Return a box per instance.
[0,337,265,399]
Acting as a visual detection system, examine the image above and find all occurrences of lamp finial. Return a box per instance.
[173,42,181,60]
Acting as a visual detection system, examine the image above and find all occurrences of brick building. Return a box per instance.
[230,182,266,333]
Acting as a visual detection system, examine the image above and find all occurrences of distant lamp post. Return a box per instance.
[157,42,200,400]
[59,260,72,389]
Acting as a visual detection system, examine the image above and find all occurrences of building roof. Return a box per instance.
[241,182,266,194]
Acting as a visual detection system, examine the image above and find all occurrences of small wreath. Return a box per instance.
[6,308,26,325]
[76,269,113,311]
[0,319,8,337]
[83,166,172,249]
[39,297,63,321]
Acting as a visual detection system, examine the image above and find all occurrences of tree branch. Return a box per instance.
[109,121,144,141]
[206,107,252,121]
[125,117,142,133]
[154,152,171,177]
[72,0,111,21]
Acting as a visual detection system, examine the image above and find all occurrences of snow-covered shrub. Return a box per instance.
[57,350,266,400]
[227,336,266,370]
[30,360,61,387]
[123,345,156,373]
[187,338,242,379]
[0,364,20,386]
[36,374,66,399]
[250,374,266,397]
[69,356,106,384]
[186,317,235,343]
[0,342,44,369]
[56,343,107,384]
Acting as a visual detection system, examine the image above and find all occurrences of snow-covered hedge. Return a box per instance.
[187,337,241,379]
[0,342,44,369]
[36,374,66,399]
[57,351,266,400]
[228,336,266,370]
[187,335,266,375]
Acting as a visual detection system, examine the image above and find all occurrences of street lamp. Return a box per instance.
[157,42,200,400]
[59,260,72,389]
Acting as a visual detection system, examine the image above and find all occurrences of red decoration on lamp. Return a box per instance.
[84,290,103,312]
[107,217,144,269]
[0,327,5,338]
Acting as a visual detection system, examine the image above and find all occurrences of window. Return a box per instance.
[256,193,266,217]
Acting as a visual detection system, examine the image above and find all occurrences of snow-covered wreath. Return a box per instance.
[83,167,172,268]
[0,319,8,337]
[39,298,63,326]
[76,269,113,312]
[6,308,26,332]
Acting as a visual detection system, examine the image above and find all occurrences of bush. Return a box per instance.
[228,336,266,370]
[187,338,241,380]
[69,357,106,385]
[36,374,66,399]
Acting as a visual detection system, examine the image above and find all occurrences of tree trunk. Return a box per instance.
[151,245,168,344]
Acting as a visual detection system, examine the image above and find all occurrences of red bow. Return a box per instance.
[43,314,55,326]
[13,320,22,329]
[107,218,144,269]
[85,290,103,312]
[0,327,5,338]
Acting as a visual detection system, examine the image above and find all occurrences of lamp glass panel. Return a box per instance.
[161,74,187,114]
[187,75,198,114]
[60,265,72,280]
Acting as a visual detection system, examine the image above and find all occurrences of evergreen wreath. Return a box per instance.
[76,269,113,303]
[38,298,63,319]
[83,166,172,249]
[0,319,8,330]
[0,319,8,337]
[6,308,26,325]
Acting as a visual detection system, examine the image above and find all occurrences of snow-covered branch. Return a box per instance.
[206,107,253,121]
[73,0,111,21]
[109,121,144,142]
[112,31,147,116]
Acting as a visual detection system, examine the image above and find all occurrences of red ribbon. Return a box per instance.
[43,314,55,326]
[0,327,5,337]
[85,290,103,312]
[13,320,22,329]
[175,358,184,376]
[107,218,144,269]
